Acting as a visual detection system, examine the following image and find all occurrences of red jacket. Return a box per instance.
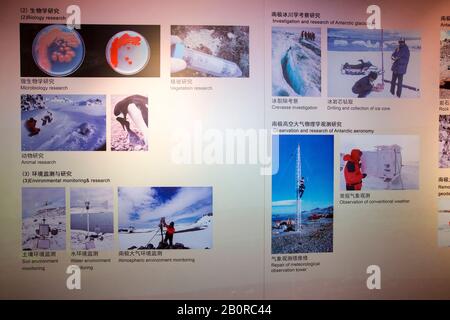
[343,149,364,190]
[165,225,175,235]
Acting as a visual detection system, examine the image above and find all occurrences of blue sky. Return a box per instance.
[70,187,113,211]
[119,187,212,228]
[272,135,334,215]
[22,187,65,218]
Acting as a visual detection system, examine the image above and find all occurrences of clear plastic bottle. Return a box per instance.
[171,43,243,77]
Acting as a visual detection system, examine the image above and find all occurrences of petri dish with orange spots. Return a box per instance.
[105,30,150,75]
[32,24,85,77]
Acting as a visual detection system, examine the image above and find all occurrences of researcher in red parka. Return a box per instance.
[163,221,175,247]
[343,149,367,190]
[25,117,40,136]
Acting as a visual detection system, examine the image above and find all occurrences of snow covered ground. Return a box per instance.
[119,215,213,250]
[328,51,420,98]
[70,209,114,250]
[272,28,321,97]
[21,97,106,151]
[340,161,419,190]
[71,230,114,250]
[22,207,66,250]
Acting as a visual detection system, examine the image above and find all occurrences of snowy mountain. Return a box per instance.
[272,206,333,224]
[186,213,213,230]
[81,98,103,106]
[48,96,73,104]
[328,29,421,52]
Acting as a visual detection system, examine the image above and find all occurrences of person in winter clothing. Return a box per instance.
[390,37,410,98]
[343,149,367,190]
[163,221,175,247]
[298,177,306,198]
[25,117,40,136]
[352,71,380,98]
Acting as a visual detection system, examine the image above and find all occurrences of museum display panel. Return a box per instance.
[0,0,449,300]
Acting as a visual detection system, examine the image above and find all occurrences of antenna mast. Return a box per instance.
[296,144,302,231]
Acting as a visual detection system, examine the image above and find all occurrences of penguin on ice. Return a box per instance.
[114,95,148,149]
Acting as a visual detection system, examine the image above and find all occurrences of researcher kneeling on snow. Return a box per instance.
[343,149,367,191]
[352,71,382,98]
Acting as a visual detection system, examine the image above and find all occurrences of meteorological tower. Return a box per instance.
[296,144,302,231]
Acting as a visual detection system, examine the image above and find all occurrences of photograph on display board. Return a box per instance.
[170,25,249,77]
[328,28,421,98]
[22,188,66,251]
[70,188,114,251]
[438,199,450,247]
[272,27,321,97]
[340,135,419,191]
[439,115,450,168]
[21,94,106,151]
[118,187,213,250]
[111,95,148,151]
[20,24,160,77]
[272,135,334,254]
[440,29,450,99]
